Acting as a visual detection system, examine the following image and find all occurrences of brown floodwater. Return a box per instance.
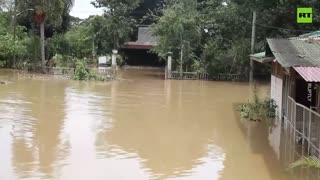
[0,69,291,180]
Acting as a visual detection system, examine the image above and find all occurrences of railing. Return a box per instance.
[169,71,209,80]
[213,73,248,81]
[46,67,75,76]
[283,96,320,179]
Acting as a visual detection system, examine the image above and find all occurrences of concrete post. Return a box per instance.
[112,49,118,79]
[112,49,118,67]
[167,52,173,79]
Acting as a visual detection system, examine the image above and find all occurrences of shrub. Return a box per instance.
[73,59,107,81]
[238,87,277,123]
[73,60,90,80]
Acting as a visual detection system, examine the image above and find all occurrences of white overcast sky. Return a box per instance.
[70,0,104,19]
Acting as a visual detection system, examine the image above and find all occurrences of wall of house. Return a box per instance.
[271,75,283,119]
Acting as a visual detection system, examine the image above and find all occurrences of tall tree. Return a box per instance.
[92,0,141,50]
[16,0,74,71]
[152,0,201,74]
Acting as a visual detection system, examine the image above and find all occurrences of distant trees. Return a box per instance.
[150,0,320,77]
[92,0,142,49]
[152,0,201,73]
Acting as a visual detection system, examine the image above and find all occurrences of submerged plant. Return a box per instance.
[289,156,320,169]
[238,86,277,123]
[73,59,108,81]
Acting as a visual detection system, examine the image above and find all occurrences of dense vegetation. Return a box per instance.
[0,0,319,77]
[151,0,320,77]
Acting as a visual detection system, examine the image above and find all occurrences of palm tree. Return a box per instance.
[18,0,74,72]
[37,0,74,72]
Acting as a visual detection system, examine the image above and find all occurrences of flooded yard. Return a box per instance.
[0,69,291,180]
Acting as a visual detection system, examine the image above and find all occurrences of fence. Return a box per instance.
[168,71,209,80]
[45,67,116,79]
[212,73,248,81]
[46,67,75,76]
[283,96,320,179]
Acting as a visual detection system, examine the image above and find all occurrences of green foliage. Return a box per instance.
[152,0,201,72]
[73,60,107,81]
[65,26,92,58]
[289,156,320,169]
[92,0,141,49]
[73,60,90,80]
[0,12,31,67]
[239,87,277,123]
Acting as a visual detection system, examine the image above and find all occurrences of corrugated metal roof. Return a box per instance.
[299,31,320,38]
[137,27,158,44]
[123,42,155,50]
[249,52,274,63]
[294,67,320,82]
[123,26,158,50]
[267,39,320,67]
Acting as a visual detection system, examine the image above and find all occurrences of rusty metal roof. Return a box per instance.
[294,67,320,82]
[267,38,320,67]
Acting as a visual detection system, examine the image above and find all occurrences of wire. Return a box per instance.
[239,17,314,33]
[254,22,314,33]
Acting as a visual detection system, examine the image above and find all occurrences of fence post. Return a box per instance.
[308,110,312,155]
[112,49,118,79]
[167,52,173,79]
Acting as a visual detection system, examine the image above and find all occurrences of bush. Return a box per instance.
[73,60,90,80]
[238,87,277,123]
[72,59,107,81]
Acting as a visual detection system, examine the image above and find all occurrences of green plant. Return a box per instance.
[289,156,320,169]
[238,87,277,123]
[73,60,90,80]
[73,59,108,81]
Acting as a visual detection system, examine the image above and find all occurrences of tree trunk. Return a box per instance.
[40,21,46,73]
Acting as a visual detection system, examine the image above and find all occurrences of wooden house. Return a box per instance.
[251,38,320,159]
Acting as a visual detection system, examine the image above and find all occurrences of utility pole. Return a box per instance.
[250,11,256,83]
[12,0,17,68]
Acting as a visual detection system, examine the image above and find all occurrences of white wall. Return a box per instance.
[269,75,283,160]
[271,75,283,118]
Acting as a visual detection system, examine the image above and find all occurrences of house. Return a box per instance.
[122,26,162,66]
[251,37,320,159]
[120,0,164,66]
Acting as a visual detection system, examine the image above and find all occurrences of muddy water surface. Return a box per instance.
[0,69,290,180]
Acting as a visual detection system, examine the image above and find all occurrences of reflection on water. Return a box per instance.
[0,69,292,180]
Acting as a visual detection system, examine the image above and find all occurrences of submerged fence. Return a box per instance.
[166,70,209,80]
[166,70,247,81]
[283,96,320,179]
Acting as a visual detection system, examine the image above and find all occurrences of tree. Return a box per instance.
[152,0,201,75]
[15,0,74,72]
[92,0,141,50]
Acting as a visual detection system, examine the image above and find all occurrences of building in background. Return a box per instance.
[121,0,164,67]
